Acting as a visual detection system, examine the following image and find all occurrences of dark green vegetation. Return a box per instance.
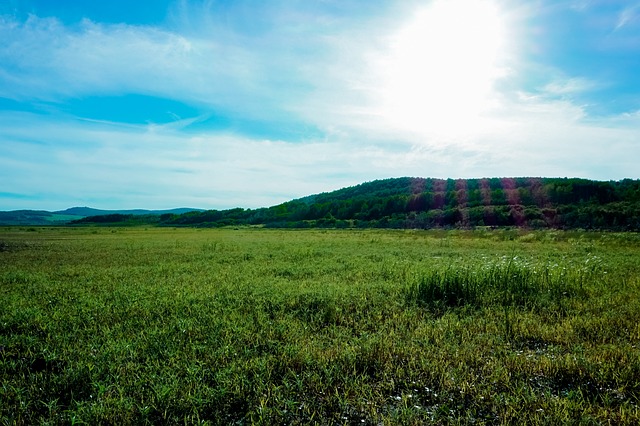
[0,208,202,226]
[1,227,639,424]
[0,210,82,226]
[73,177,640,230]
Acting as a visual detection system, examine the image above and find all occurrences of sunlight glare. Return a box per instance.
[377,0,507,137]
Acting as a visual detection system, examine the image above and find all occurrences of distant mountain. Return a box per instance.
[0,207,204,226]
[55,207,203,216]
[55,207,120,216]
[0,210,82,226]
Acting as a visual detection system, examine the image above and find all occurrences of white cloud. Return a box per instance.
[2,92,639,211]
[0,111,385,210]
[0,3,413,132]
[542,77,598,96]
[0,10,328,124]
[615,3,640,30]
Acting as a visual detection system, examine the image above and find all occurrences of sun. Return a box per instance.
[375,0,508,138]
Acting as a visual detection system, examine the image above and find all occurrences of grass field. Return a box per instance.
[1,227,639,425]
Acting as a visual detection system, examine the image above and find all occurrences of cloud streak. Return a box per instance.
[0,16,251,108]
[615,3,640,30]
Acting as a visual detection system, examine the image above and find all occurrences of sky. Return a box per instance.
[1,0,639,211]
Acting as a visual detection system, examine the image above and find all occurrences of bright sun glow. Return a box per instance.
[376,0,507,138]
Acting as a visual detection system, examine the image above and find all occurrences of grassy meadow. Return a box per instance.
[1,227,639,424]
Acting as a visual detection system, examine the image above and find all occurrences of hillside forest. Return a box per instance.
[73,177,640,231]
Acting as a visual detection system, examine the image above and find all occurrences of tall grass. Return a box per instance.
[407,257,590,313]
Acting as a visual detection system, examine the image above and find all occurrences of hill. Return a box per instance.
[74,177,640,231]
[56,207,203,216]
[0,210,81,226]
[0,207,204,226]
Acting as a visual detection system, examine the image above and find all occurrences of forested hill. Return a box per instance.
[74,177,640,230]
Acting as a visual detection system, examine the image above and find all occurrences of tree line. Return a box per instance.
[72,177,640,231]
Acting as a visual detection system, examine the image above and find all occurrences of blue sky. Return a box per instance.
[1,0,639,210]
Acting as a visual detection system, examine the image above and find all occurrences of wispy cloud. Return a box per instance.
[0,16,250,110]
[4,92,638,211]
[0,110,388,210]
[615,3,640,30]
[542,77,598,96]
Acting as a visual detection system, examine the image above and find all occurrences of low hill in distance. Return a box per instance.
[0,207,203,226]
[0,210,81,226]
[56,207,202,217]
[71,177,640,231]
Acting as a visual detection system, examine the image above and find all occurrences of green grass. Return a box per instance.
[1,227,639,424]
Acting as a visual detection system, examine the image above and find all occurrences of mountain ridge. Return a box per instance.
[54,207,204,216]
[0,207,204,226]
